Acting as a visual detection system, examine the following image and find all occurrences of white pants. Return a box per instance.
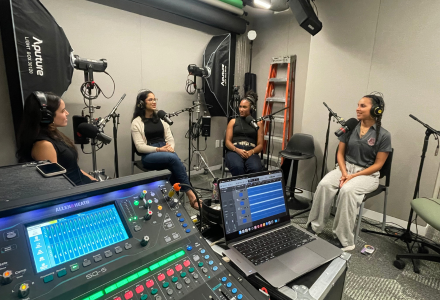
[307,162,379,247]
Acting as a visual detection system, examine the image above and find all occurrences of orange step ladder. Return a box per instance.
[261,55,296,167]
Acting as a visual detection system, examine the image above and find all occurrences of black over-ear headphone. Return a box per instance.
[246,96,256,113]
[33,91,53,124]
[137,89,152,109]
[369,94,384,117]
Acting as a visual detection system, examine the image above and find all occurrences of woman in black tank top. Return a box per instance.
[16,92,96,185]
[224,90,264,176]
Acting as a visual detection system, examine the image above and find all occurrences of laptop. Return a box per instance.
[218,169,342,288]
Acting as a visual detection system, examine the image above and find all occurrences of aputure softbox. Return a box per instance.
[0,0,74,133]
[203,34,235,117]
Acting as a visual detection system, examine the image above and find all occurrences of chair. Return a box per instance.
[393,197,440,269]
[335,147,394,244]
[280,133,315,210]
[131,140,153,174]
[221,132,231,178]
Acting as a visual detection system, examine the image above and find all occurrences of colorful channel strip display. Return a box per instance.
[26,204,129,273]
[81,250,186,300]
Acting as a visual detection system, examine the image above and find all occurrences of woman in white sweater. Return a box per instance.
[131,90,199,209]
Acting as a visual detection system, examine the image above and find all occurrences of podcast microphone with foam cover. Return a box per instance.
[157,110,173,125]
[334,118,359,137]
[245,115,259,131]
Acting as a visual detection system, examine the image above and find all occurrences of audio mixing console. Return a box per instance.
[0,173,265,300]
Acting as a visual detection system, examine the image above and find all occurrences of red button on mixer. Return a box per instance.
[124,291,133,299]
[183,260,191,267]
[167,269,174,276]
[146,279,154,288]
[157,273,165,281]
[135,285,144,294]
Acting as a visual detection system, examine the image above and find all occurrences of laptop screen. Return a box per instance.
[218,170,290,242]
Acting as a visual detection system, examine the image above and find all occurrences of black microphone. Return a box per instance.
[77,123,112,145]
[157,110,173,126]
[334,118,358,137]
[245,115,259,131]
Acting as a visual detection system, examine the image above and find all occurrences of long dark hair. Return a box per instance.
[363,94,385,146]
[132,89,159,123]
[16,92,77,162]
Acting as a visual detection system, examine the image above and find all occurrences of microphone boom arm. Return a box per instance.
[323,102,345,125]
[98,93,126,128]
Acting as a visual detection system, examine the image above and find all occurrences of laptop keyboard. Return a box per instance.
[233,225,316,266]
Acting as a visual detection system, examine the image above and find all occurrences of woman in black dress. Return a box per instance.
[16,92,96,185]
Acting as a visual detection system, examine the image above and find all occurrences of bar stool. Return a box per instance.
[280,133,315,210]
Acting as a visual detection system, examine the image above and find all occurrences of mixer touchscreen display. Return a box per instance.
[26,204,129,273]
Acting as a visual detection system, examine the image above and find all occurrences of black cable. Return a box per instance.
[185,76,196,95]
[79,71,116,100]
[310,0,318,17]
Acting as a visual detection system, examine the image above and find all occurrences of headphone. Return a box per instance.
[368,94,384,117]
[33,91,53,124]
[246,95,256,113]
[136,89,152,109]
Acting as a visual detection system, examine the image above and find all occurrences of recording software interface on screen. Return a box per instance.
[26,204,129,273]
[220,172,287,235]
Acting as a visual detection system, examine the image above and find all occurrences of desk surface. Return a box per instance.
[0,162,74,203]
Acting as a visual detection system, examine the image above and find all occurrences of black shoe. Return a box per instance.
[306,224,316,235]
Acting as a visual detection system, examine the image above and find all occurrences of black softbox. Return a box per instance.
[0,0,74,134]
[203,34,235,117]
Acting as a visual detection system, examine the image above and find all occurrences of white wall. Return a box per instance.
[0,0,229,176]
[301,0,440,221]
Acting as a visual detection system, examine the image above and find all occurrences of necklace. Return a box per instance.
[360,127,368,137]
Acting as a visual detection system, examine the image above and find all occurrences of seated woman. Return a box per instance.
[224,90,264,176]
[131,89,199,209]
[307,94,392,251]
[16,92,97,185]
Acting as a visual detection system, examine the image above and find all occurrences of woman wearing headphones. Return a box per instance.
[16,92,97,185]
[307,94,392,251]
[224,90,264,176]
[131,90,200,209]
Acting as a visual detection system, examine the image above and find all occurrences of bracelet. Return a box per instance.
[156,147,159,152]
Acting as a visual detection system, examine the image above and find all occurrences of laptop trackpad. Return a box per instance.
[278,247,326,274]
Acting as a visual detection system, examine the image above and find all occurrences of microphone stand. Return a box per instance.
[321,102,346,179]
[97,94,126,179]
[170,101,212,192]
[362,115,440,273]
[112,113,120,178]
[290,103,345,218]
[259,106,289,170]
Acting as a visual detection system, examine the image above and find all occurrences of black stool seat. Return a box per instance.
[280,133,315,210]
[279,150,314,161]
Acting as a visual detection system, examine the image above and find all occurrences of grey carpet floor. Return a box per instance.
[187,170,440,300]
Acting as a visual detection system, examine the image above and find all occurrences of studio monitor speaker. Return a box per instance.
[288,0,322,36]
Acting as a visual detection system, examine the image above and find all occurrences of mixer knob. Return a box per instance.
[168,198,178,208]
[140,236,150,247]
[18,283,30,298]
[144,199,153,209]
[1,270,13,285]
[144,210,153,220]
[139,190,147,199]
